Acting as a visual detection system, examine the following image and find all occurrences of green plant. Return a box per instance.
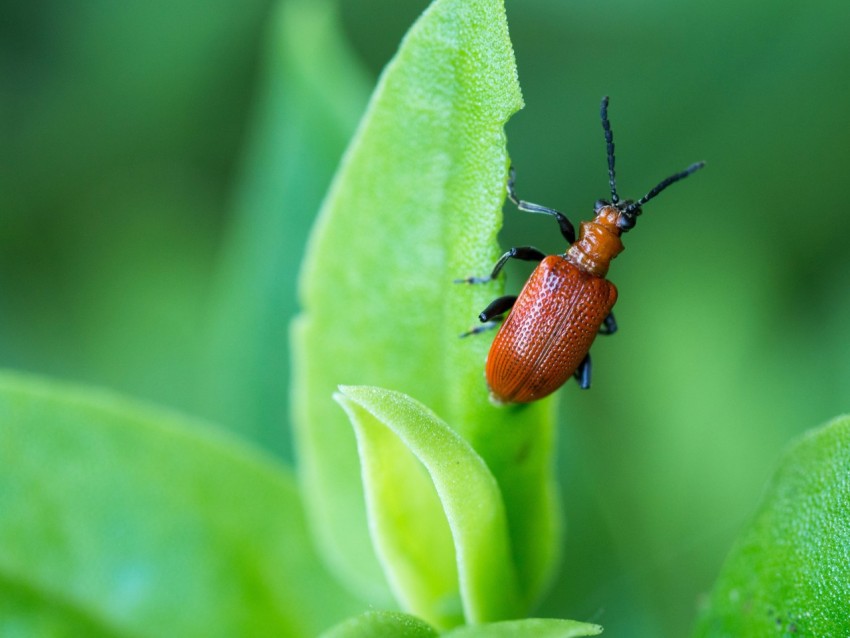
[291,0,560,626]
[1,0,848,636]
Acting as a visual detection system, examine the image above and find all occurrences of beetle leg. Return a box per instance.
[599,312,618,335]
[454,246,545,284]
[478,295,517,322]
[459,295,517,338]
[507,166,577,244]
[459,321,500,338]
[574,354,591,389]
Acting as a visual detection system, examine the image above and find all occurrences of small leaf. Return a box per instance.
[0,371,361,637]
[336,386,522,627]
[320,611,438,638]
[442,618,603,638]
[692,415,850,637]
[292,0,559,609]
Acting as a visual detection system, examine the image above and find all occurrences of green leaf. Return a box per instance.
[0,371,362,637]
[200,0,369,455]
[442,618,603,638]
[692,415,850,637]
[320,611,438,638]
[292,0,559,611]
[336,386,521,627]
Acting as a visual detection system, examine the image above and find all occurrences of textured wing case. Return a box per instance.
[486,255,617,403]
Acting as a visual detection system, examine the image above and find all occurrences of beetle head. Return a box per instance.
[593,198,641,233]
[616,202,640,231]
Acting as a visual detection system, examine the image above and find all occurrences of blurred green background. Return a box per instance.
[2,0,849,636]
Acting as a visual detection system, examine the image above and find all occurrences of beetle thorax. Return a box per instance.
[565,206,625,277]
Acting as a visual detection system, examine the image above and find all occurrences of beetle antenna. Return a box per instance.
[600,96,619,204]
[625,161,706,216]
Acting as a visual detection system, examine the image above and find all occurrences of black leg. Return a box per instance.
[507,166,576,244]
[459,322,500,338]
[574,354,591,389]
[454,246,545,285]
[459,295,517,338]
[599,312,617,335]
[479,295,517,322]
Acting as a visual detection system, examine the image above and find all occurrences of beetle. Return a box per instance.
[458,96,704,404]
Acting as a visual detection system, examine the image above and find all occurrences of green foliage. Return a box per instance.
[320,611,603,638]
[442,618,602,638]
[291,0,559,614]
[0,371,361,637]
[3,0,850,635]
[320,611,438,638]
[337,386,522,626]
[693,415,850,637]
[200,0,370,454]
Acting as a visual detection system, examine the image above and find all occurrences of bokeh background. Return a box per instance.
[3,0,849,635]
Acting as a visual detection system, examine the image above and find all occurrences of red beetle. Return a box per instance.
[459,97,704,404]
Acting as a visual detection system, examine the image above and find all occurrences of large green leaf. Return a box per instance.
[200,0,369,456]
[292,0,559,609]
[692,415,850,636]
[0,371,361,637]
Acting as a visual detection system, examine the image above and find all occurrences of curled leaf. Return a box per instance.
[336,385,522,627]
